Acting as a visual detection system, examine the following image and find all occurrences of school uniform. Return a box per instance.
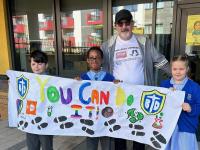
[26,72,53,150]
[81,70,115,150]
[160,77,200,150]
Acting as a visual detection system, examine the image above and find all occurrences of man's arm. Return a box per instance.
[100,41,109,72]
[146,38,171,75]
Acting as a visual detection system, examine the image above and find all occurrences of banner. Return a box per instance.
[7,70,185,149]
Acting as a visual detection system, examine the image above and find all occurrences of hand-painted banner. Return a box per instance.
[7,70,185,150]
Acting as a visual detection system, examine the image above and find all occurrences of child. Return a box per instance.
[78,46,116,150]
[27,50,53,150]
[160,55,200,150]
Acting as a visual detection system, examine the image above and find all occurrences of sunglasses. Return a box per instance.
[117,21,131,27]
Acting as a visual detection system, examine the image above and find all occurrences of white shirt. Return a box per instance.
[113,35,144,85]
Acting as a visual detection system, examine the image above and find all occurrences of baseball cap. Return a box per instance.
[115,9,132,24]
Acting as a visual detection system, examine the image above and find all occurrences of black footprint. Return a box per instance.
[82,126,94,135]
[151,137,161,149]
[80,119,94,126]
[104,119,116,126]
[132,131,145,136]
[18,120,24,127]
[37,122,48,130]
[31,117,42,124]
[18,120,28,130]
[60,122,74,129]
[153,131,166,144]
[54,116,67,123]
[24,122,28,128]
[129,124,145,136]
[129,124,144,130]
[109,125,121,132]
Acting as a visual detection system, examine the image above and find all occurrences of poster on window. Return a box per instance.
[186,15,200,45]
[7,70,185,150]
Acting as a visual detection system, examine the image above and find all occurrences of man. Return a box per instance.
[101,9,170,150]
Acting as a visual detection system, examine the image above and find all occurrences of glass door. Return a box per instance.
[58,0,105,77]
[175,4,200,83]
[10,0,57,75]
[174,2,200,141]
[112,0,153,37]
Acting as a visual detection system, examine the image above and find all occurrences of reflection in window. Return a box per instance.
[11,0,57,75]
[145,3,153,10]
[155,1,174,56]
[145,24,152,34]
[60,5,103,77]
[61,9,103,54]
[12,15,30,71]
[113,3,153,36]
[156,24,163,34]
[38,14,55,52]
[13,15,29,52]
[155,1,174,84]
[157,2,164,9]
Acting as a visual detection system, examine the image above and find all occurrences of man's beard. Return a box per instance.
[119,30,132,40]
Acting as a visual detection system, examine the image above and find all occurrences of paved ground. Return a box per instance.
[0,80,88,150]
[0,120,88,150]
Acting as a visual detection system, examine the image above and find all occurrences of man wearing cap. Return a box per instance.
[101,9,170,150]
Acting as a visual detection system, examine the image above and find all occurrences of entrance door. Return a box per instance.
[174,2,200,83]
[174,2,200,141]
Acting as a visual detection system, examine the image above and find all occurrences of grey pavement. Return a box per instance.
[0,120,88,150]
[0,80,94,150]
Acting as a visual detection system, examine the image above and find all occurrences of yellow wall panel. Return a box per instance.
[0,0,11,74]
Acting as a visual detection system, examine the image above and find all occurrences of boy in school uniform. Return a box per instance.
[26,50,53,150]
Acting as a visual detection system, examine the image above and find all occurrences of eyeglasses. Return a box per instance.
[88,57,101,61]
[117,21,131,27]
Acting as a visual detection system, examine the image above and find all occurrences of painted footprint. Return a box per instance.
[153,131,166,144]
[104,119,116,126]
[37,122,48,130]
[54,116,67,123]
[129,124,145,136]
[80,119,94,126]
[31,116,42,124]
[109,125,121,132]
[18,120,28,130]
[150,131,167,149]
[60,122,74,129]
[82,126,94,135]
[104,119,121,132]
[151,137,161,149]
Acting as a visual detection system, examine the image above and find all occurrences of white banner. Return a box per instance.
[7,70,185,149]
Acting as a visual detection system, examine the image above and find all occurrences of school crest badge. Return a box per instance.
[141,90,166,115]
[17,75,29,99]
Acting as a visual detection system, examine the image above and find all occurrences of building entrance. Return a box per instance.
[173,1,200,141]
[174,2,200,83]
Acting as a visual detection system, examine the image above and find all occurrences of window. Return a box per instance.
[156,24,163,34]
[157,2,164,9]
[145,3,153,9]
[145,24,152,34]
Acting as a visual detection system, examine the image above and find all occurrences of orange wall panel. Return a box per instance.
[0,0,11,74]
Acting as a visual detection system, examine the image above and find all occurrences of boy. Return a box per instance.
[78,46,117,150]
[27,50,53,150]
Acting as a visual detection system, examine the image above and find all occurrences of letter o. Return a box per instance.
[47,86,59,103]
